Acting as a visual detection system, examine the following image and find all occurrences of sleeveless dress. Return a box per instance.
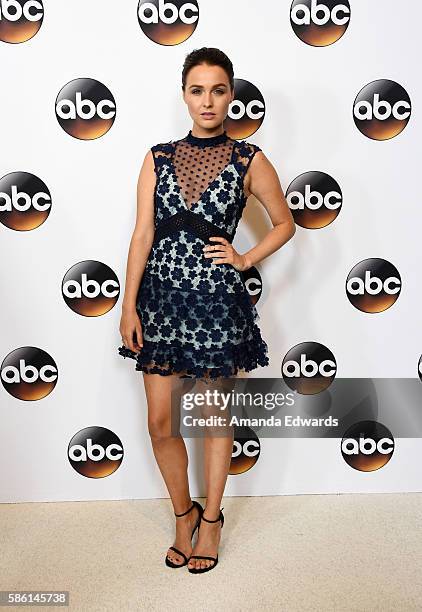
[118,129,269,382]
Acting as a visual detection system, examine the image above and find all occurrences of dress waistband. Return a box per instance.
[152,210,233,245]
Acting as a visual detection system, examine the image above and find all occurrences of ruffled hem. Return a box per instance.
[117,331,269,382]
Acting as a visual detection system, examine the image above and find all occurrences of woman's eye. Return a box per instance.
[191,89,225,95]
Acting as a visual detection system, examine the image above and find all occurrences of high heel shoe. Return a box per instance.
[165,500,203,568]
[188,507,224,574]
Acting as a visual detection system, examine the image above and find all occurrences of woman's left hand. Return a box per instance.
[203,236,251,272]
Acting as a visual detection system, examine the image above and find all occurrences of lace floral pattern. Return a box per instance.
[118,131,269,382]
[118,271,269,381]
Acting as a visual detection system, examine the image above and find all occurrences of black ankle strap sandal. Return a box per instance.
[165,500,203,568]
[188,507,224,574]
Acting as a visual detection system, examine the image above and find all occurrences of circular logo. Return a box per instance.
[0,171,52,231]
[55,78,116,140]
[137,0,199,45]
[62,261,120,316]
[282,341,337,394]
[290,0,351,46]
[353,79,411,140]
[1,346,58,400]
[229,426,260,474]
[286,171,342,228]
[346,258,401,313]
[68,426,124,478]
[241,266,263,305]
[224,79,265,139]
[418,355,422,383]
[0,0,44,43]
[341,420,394,471]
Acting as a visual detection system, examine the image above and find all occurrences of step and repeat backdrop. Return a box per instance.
[1,1,421,502]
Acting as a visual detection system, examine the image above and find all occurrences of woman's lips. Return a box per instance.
[201,113,215,117]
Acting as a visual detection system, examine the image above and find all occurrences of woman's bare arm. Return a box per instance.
[242,151,296,269]
[119,149,155,353]
[121,149,156,312]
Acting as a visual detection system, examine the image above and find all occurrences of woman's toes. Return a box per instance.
[188,555,217,570]
[168,550,182,565]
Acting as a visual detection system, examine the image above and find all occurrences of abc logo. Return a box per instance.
[137,0,199,46]
[68,427,124,478]
[418,355,422,382]
[229,426,260,474]
[55,78,116,140]
[286,171,342,229]
[341,420,394,471]
[0,0,43,44]
[346,258,401,313]
[224,79,265,139]
[290,0,350,46]
[62,261,120,316]
[282,341,337,394]
[353,79,411,140]
[0,171,51,231]
[1,346,58,400]
[241,266,263,305]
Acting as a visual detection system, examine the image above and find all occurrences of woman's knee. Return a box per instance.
[147,413,173,441]
[143,373,178,440]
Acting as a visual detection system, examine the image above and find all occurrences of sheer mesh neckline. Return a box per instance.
[184,129,229,148]
[173,130,234,210]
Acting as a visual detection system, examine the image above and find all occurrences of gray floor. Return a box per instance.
[2,493,422,611]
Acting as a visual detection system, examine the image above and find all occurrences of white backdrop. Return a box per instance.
[1,0,421,503]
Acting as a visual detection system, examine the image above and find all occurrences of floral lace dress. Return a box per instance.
[118,129,269,382]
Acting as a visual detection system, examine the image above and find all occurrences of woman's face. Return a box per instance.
[183,63,234,131]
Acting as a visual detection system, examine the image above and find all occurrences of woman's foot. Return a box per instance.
[187,511,222,571]
[166,501,201,566]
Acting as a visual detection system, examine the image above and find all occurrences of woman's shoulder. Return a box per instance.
[232,137,263,175]
[235,137,262,155]
[149,139,175,158]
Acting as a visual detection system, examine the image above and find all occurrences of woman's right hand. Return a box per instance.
[119,307,143,354]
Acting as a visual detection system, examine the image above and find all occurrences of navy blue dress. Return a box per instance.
[118,129,269,381]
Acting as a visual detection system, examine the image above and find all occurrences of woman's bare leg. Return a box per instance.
[187,377,235,571]
[142,372,200,565]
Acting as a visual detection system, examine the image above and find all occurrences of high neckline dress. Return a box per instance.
[118,129,269,382]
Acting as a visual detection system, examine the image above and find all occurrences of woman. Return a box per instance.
[118,47,295,573]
